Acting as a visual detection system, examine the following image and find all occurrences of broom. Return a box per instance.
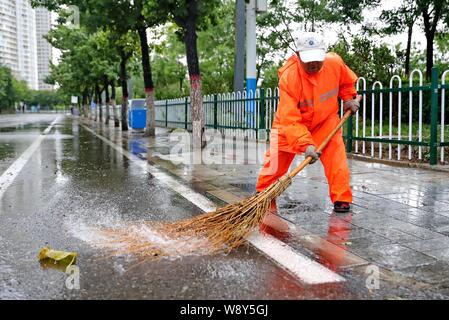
[162,98,361,255]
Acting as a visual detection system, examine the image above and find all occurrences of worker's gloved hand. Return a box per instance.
[305,145,321,164]
[344,97,360,115]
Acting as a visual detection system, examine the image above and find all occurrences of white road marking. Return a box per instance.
[82,124,345,285]
[247,231,345,284]
[0,117,60,200]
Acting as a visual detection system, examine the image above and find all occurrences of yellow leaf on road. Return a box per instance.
[38,247,77,268]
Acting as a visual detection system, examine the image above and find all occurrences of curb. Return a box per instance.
[347,153,449,173]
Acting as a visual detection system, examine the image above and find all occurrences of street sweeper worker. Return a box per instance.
[256,32,360,213]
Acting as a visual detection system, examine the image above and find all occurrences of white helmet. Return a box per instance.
[296,32,326,63]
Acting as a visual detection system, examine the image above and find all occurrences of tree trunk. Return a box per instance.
[89,89,94,120]
[99,89,103,122]
[104,79,110,125]
[137,24,155,137]
[111,81,119,127]
[94,85,99,121]
[405,22,413,76]
[82,92,88,118]
[425,32,435,80]
[95,84,103,122]
[421,4,441,80]
[119,53,129,131]
[183,4,204,155]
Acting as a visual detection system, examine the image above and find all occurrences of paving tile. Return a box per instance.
[347,244,436,270]
[402,237,449,252]
[278,211,330,225]
[206,189,243,204]
[338,234,393,250]
[424,248,449,262]
[393,212,449,233]
[296,223,331,236]
[398,261,449,284]
[352,192,409,210]
[332,226,383,240]
[435,211,449,218]
[378,193,449,209]
[357,227,421,243]
[287,233,369,270]
[389,222,444,240]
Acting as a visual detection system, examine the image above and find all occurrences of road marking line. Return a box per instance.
[247,231,345,284]
[82,124,345,285]
[0,117,60,200]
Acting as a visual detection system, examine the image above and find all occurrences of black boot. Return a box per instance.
[334,201,351,213]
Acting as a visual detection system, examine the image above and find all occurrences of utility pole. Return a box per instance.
[245,0,267,127]
[246,0,257,96]
[234,0,245,93]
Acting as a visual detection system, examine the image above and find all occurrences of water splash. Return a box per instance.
[67,217,215,261]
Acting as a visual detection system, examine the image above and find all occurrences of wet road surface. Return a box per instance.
[1,114,448,300]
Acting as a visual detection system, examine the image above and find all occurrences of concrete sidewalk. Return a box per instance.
[89,120,449,298]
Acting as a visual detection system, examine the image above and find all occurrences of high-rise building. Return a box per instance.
[35,7,53,90]
[0,0,40,90]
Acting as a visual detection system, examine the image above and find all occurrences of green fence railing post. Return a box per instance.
[346,115,353,153]
[430,67,439,165]
[165,100,168,127]
[184,97,188,130]
[213,94,218,130]
[259,88,266,141]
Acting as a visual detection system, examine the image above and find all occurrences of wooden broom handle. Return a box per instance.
[288,95,362,179]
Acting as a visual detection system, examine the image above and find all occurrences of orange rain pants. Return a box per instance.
[256,53,358,204]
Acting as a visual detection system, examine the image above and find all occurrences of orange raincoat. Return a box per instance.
[256,53,358,204]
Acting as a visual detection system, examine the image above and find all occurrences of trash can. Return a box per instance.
[128,99,147,131]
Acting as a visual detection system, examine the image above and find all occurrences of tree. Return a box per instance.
[87,31,120,125]
[145,0,222,151]
[1,64,66,113]
[379,0,419,76]
[0,65,15,112]
[416,0,449,79]
[151,27,188,99]
[32,0,163,135]
[150,2,235,99]
[81,0,164,136]
[197,1,234,94]
[44,23,103,119]
[115,31,140,131]
[329,35,402,84]
[435,32,449,71]
[256,0,381,86]
[379,0,449,79]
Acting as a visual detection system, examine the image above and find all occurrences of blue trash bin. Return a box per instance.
[128,99,147,131]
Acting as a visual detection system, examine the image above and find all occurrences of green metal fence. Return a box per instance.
[156,67,449,165]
